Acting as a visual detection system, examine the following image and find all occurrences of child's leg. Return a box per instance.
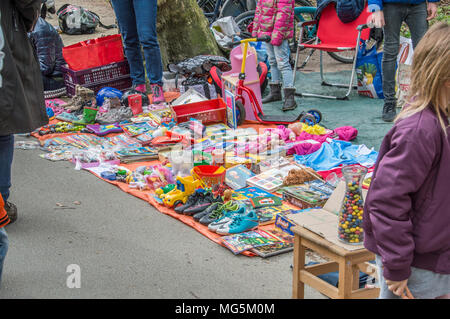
[382,4,407,107]
[404,2,428,49]
[265,42,281,84]
[273,40,294,89]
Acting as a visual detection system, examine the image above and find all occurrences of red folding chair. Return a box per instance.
[293,3,373,100]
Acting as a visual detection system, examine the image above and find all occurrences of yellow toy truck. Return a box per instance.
[161,175,202,208]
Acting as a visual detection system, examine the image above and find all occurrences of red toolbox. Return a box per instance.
[170,99,227,125]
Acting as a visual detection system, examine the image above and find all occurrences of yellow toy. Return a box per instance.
[162,175,202,208]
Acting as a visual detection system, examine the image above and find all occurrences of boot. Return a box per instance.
[262,83,282,103]
[73,106,98,125]
[382,101,397,122]
[5,201,17,224]
[282,88,297,112]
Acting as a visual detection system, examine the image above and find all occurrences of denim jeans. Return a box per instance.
[265,40,294,88]
[375,255,450,299]
[111,0,163,86]
[0,135,14,202]
[382,2,428,104]
[0,227,8,286]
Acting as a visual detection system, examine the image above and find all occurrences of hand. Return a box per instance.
[385,278,410,297]
[427,2,438,21]
[370,11,385,28]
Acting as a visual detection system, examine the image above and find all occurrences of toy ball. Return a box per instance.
[46,107,55,118]
[96,87,123,107]
[121,89,149,107]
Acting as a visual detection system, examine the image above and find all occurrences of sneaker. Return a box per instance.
[151,84,165,104]
[174,190,204,213]
[183,192,222,215]
[199,201,239,225]
[382,101,396,122]
[133,84,147,94]
[193,202,221,221]
[208,206,245,232]
[216,210,259,235]
[5,201,17,224]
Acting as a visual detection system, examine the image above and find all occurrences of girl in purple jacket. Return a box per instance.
[363,22,449,299]
[252,0,298,111]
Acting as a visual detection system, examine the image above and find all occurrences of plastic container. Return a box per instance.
[62,34,125,71]
[61,60,130,86]
[338,165,368,244]
[162,71,186,92]
[170,98,227,125]
[65,77,132,97]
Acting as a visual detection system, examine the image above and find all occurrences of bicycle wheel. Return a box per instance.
[234,10,255,33]
[197,0,216,13]
[327,51,355,64]
[219,0,247,18]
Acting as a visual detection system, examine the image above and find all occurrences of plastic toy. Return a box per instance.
[155,184,176,197]
[86,123,123,136]
[224,36,323,126]
[161,175,202,208]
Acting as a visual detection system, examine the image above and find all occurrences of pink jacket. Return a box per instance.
[252,0,295,46]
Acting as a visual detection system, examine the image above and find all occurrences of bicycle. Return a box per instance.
[234,0,355,64]
[197,0,249,24]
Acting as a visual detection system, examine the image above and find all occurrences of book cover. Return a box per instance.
[283,185,329,204]
[221,229,283,255]
[233,186,275,200]
[250,229,294,258]
[249,196,282,209]
[121,122,154,136]
[255,205,292,225]
[225,165,255,190]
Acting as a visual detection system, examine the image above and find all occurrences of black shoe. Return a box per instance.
[183,192,222,215]
[282,88,297,112]
[262,83,282,103]
[174,191,203,213]
[5,201,17,224]
[382,101,397,122]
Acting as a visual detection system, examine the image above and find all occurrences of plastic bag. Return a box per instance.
[396,37,414,109]
[210,16,241,51]
[355,41,384,99]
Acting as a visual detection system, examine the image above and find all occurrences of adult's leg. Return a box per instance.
[111,0,146,86]
[381,3,406,106]
[0,227,9,286]
[405,2,428,49]
[0,135,14,202]
[133,0,163,86]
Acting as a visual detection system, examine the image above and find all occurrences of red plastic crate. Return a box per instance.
[170,99,227,125]
[61,60,130,86]
[65,77,132,97]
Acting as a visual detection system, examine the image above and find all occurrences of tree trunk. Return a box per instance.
[157,0,222,67]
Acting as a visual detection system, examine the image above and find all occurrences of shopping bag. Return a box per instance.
[396,37,414,109]
[355,41,384,99]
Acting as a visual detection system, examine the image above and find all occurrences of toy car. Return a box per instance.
[161,175,202,208]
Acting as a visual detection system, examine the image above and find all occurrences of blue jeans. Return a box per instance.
[0,227,8,286]
[375,255,450,299]
[111,0,163,86]
[382,3,428,104]
[0,135,14,202]
[265,40,294,88]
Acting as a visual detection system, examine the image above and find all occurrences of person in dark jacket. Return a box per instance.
[369,0,439,122]
[363,23,449,299]
[29,7,66,99]
[0,0,48,228]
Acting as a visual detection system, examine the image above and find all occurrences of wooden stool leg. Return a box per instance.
[338,259,353,299]
[292,234,306,299]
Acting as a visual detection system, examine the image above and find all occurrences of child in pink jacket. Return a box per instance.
[252,0,297,111]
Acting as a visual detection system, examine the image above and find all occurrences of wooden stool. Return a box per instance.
[292,225,380,299]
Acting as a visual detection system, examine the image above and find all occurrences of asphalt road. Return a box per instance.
[0,136,325,299]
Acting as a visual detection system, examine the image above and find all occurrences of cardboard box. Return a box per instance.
[286,181,368,251]
[275,208,318,236]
